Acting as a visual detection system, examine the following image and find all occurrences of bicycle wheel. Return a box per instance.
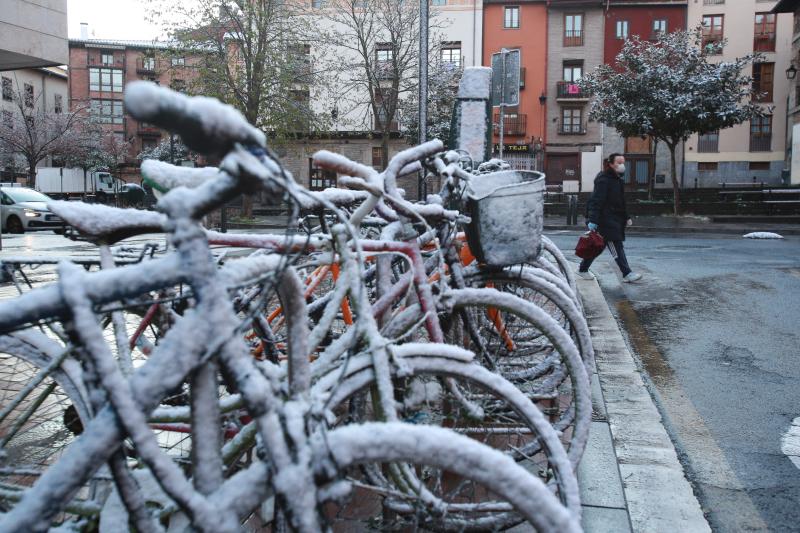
[315,422,581,532]
[0,332,99,525]
[440,288,591,467]
[463,266,594,373]
[314,347,579,529]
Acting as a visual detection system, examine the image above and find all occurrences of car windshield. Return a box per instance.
[3,188,51,203]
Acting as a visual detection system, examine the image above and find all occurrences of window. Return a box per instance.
[311,0,326,7]
[652,19,667,37]
[90,99,124,124]
[564,14,584,46]
[142,55,156,71]
[309,159,336,190]
[54,94,63,114]
[698,162,718,171]
[372,147,384,170]
[616,20,629,40]
[752,62,774,102]
[374,88,398,131]
[376,44,393,63]
[697,131,719,152]
[24,83,33,108]
[101,52,114,66]
[89,68,123,92]
[750,115,772,152]
[441,42,461,68]
[1,77,11,101]
[431,0,447,5]
[702,15,724,52]
[563,61,583,82]
[754,13,776,52]
[560,107,584,134]
[171,57,185,67]
[504,6,520,29]
[749,161,770,171]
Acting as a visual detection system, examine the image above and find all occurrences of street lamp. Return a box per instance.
[786,63,797,80]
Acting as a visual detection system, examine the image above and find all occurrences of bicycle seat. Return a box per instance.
[48,201,168,245]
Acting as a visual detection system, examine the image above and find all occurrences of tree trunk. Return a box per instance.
[28,160,36,189]
[668,142,680,215]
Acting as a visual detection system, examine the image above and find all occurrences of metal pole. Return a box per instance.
[499,49,507,161]
[418,0,429,200]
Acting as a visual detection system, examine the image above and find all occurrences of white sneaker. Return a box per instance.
[622,272,642,283]
[576,270,595,280]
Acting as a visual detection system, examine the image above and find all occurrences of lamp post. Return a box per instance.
[418,0,429,201]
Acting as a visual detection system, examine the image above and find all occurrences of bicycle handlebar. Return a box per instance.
[125,82,265,157]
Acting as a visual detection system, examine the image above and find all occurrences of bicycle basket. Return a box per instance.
[464,170,545,267]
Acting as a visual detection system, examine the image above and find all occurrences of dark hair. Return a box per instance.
[604,152,624,170]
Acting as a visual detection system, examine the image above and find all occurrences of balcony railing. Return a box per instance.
[556,81,588,100]
[753,33,776,52]
[564,30,584,47]
[750,134,772,152]
[138,122,161,135]
[493,113,527,136]
[558,121,586,135]
[697,133,719,153]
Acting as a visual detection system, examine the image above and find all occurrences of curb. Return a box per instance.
[577,277,711,533]
[544,224,800,236]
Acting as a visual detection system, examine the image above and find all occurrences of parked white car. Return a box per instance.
[0,187,63,233]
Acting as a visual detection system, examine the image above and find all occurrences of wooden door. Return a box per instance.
[545,153,581,186]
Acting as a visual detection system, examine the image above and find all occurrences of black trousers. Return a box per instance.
[579,240,631,276]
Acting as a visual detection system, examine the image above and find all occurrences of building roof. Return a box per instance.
[773,0,800,13]
[68,38,179,51]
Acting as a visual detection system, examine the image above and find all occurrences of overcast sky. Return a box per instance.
[67,0,163,41]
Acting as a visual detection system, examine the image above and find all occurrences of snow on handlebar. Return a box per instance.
[124,81,266,157]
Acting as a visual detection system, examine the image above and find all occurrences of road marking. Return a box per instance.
[782,417,800,470]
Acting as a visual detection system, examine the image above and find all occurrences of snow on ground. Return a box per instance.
[743,232,784,239]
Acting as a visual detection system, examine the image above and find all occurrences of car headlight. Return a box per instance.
[23,209,42,218]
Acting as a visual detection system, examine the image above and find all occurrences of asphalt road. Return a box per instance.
[547,230,800,532]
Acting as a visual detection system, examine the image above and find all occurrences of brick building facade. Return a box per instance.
[68,39,198,183]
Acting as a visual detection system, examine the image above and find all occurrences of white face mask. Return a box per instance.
[614,163,626,175]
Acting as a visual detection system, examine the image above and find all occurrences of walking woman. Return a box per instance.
[577,153,642,282]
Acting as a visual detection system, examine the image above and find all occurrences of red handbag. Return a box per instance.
[575,231,605,260]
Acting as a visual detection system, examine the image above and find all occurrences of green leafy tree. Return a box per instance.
[579,28,766,214]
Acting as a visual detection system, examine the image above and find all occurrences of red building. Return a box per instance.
[68,39,199,182]
[602,1,687,188]
[603,0,688,65]
[482,0,548,170]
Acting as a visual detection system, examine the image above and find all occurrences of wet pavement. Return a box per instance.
[547,230,800,532]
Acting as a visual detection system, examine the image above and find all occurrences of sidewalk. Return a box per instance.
[544,214,800,236]
[575,275,710,533]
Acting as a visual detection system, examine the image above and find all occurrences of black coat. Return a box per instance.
[586,170,629,241]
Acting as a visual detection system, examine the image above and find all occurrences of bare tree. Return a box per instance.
[318,0,427,168]
[0,81,86,188]
[145,0,333,214]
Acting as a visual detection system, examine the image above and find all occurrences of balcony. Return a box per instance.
[556,81,588,100]
[702,32,724,53]
[558,121,586,135]
[753,33,776,53]
[564,30,584,47]
[493,113,527,136]
[138,122,161,136]
[750,134,772,152]
[136,58,158,74]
